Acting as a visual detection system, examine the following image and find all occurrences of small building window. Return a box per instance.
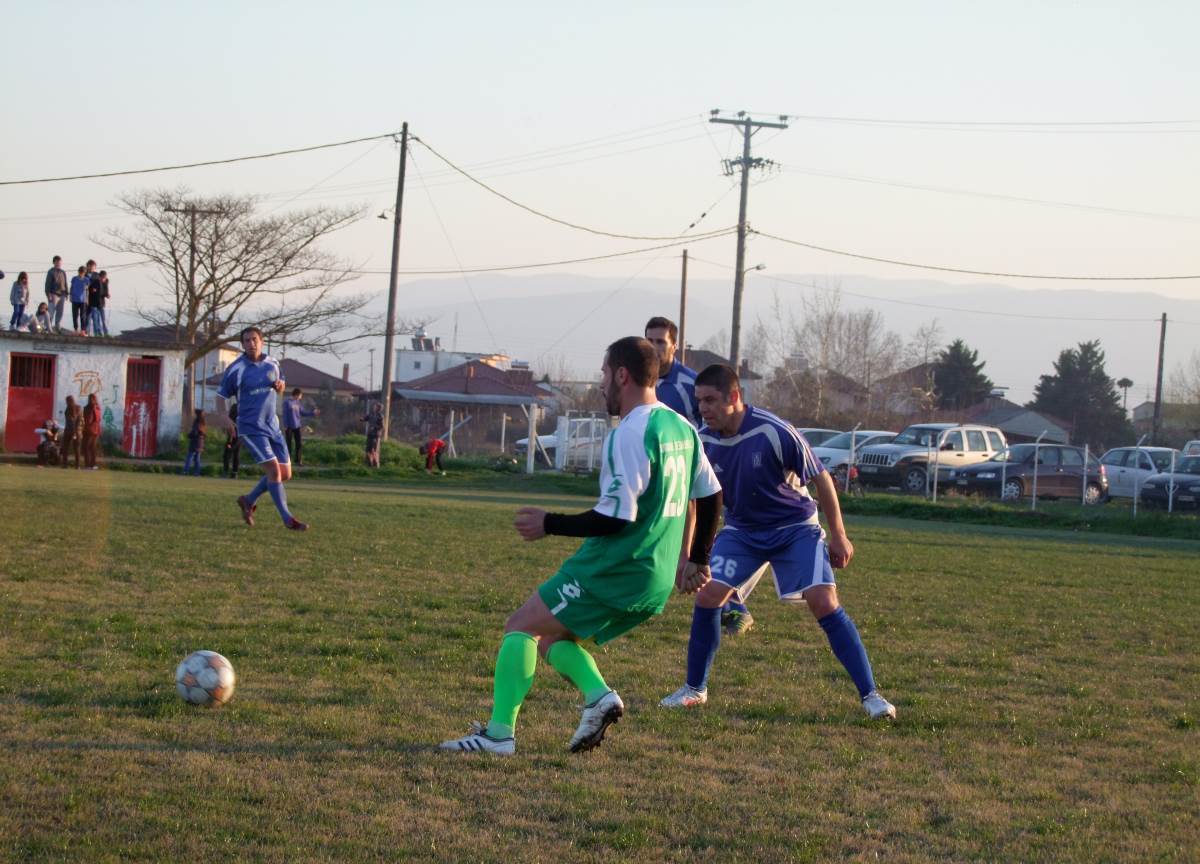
[413,361,422,369]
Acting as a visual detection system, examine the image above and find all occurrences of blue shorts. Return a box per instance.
[240,430,291,465]
[710,522,834,604]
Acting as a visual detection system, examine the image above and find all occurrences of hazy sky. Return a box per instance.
[4,1,1198,388]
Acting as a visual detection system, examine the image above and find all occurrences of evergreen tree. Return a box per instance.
[1029,340,1132,449]
[933,339,993,410]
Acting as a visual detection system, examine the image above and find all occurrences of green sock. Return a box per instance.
[546,640,610,705]
[486,632,538,739]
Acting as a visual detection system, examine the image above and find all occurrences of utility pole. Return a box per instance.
[1152,312,1167,443]
[166,203,223,416]
[379,123,409,441]
[678,249,688,365]
[709,110,788,369]
[368,348,376,392]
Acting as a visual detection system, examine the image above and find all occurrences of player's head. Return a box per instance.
[291,388,302,398]
[694,364,744,432]
[643,316,678,373]
[239,326,264,359]
[602,336,659,416]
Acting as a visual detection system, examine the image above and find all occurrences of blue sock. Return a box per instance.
[724,599,749,615]
[818,607,877,698]
[245,475,270,505]
[267,482,293,524]
[686,604,722,690]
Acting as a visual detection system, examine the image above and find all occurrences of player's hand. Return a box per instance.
[828,532,854,569]
[273,379,286,394]
[514,507,547,541]
[676,561,711,594]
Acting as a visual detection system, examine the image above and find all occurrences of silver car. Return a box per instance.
[1098,446,1183,498]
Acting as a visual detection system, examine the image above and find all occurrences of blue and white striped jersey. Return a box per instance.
[216,353,284,437]
[655,359,701,428]
[699,406,826,530]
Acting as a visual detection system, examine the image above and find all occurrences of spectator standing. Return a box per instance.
[62,396,84,469]
[69,266,89,332]
[87,271,110,336]
[281,388,318,466]
[10,271,29,330]
[362,402,384,467]
[44,256,68,332]
[82,393,102,469]
[222,402,241,479]
[183,409,206,476]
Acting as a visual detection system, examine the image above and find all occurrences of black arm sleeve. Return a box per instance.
[688,490,723,565]
[544,509,628,538]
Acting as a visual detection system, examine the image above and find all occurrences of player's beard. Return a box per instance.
[603,379,620,417]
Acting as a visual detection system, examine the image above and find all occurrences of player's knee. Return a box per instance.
[697,582,733,609]
[804,585,839,618]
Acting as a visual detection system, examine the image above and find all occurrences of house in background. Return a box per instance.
[960,397,1070,444]
[121,324,239,411]
[366,359,550,453]
[394,328,511,383]
[1132,400,1200,445]
[1,330,187,455]
[678,348,762,403]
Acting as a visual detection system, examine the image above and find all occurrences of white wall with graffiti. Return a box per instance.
[0,333,188,455]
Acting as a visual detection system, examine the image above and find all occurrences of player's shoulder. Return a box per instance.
[747,406,803,439]
[674,361,698,383]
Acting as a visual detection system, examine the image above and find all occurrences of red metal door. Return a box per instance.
[6,354,56,452]
[123,358,161,457]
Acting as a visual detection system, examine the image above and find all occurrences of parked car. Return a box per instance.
[811,430,897,477]
[952,443,1108,504]
[796,427,842,447]
[1182,440,1200,457]
[1098,446,1183,498]
[1139,455,1200,510]
[855,422,1007,494]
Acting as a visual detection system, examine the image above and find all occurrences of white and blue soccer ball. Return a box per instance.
[175,650,236,707]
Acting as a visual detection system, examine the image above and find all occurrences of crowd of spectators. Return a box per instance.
[6,256,111,336]
[35,394,103,469]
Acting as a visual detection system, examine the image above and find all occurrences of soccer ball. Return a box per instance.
[175,650,236,707]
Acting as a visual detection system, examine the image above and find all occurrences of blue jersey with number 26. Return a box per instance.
[699,405,826,531]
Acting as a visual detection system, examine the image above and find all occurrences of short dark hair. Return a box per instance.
[605,336,659,387]
[695,363,741,397]
[644,316,678,344]
[77,266,86,274]
[239,326,263,341]
[292,388,302,397]
[52,256,61,263]
[98,270,107,277]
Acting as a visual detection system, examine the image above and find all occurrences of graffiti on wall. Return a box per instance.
[73,370,102,397]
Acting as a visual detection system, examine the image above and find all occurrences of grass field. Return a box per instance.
[1,467,1197,862]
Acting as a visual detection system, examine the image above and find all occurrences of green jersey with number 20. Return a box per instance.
[556,403,721,613]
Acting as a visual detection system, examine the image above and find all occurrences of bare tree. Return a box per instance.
[101,188,424,415]
[1167,350,1200,434]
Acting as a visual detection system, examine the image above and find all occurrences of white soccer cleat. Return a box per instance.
[568,690,624,752]
[438,721,515,755]
[659,684,708,709]
[862,690,897,721]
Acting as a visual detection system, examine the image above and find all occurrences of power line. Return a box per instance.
[778,112,1200,131]
[751,229,1200,281]
[0,131,401,186]
[412,135,737,241]
[781,166,1200,224]
[687,254,1168,324]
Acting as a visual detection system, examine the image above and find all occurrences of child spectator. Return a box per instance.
[69,266,89,332]
[183,409,206,476]
[32,302,53,333]
[281,387,319,466]
[423,436,447,474]
[82,393,102,469]
[361,402,384,467]
[222,402,241,479]
[36,420,62,466]
[87,271,110,336]
[62,396,84,469]
[10,271,29,330]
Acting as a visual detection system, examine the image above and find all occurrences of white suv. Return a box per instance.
[855,422,1008,494]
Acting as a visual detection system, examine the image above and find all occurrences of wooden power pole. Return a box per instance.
[379,123,409,441]
[708,110,788,369]
[678,249,688,365]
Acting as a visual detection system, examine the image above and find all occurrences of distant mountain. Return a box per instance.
[288,272,1198,406]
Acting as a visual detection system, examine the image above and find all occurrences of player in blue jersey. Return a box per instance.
[645,316,756,637]
[215,326,308,531]
[660,364,895,720]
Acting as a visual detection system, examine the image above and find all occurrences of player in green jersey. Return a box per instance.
[440,336,723,755]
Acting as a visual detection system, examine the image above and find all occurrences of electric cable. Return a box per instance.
[751,229,1200,281]
[0,132,401,186]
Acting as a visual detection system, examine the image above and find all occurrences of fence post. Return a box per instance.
[846,423,861,494]
[1081,444,1089,506]
[1031,430,1047,512]
[1168,449,1176,514]
[1132,433,1149,518]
